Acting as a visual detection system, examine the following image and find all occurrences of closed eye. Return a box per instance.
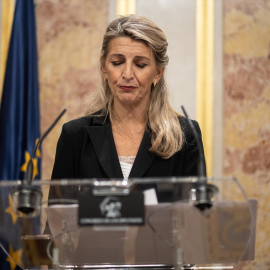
[136,63,147,69]
[112,61,122,66]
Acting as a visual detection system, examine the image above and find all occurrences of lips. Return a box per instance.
[119,85,137,91]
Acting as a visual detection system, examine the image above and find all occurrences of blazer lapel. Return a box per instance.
[129,129,155,178]
[85,117,123,179]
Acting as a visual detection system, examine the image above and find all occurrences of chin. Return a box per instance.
[120,99,137,105]
[118,97,140,106]
[117,94,137,103]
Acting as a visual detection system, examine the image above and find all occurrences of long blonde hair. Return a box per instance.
[85,15,183,159]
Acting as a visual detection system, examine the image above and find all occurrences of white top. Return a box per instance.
[119,156,135,180]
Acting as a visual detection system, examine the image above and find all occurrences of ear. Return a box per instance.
[102,69,107,80]
[100,57,107,79]
[154,66,165,84]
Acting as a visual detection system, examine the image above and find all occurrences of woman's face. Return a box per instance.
[102,37,164,109]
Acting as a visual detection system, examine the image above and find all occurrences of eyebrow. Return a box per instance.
[108,54,151,61]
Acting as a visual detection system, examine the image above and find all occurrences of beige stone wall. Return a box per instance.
[223,0,270,266]
[36,0,108,180]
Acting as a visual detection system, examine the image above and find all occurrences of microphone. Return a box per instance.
[181,106,218,211]
[12,109,66,216]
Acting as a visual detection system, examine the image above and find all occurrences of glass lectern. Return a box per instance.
[0,177,257,270]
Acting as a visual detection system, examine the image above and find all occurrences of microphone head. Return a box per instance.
[12,186,42,217]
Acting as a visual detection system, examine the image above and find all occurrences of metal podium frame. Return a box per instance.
[0,177,257,270]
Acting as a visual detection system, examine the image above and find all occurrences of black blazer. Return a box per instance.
[51,114,206,180]
[45,114,206,234]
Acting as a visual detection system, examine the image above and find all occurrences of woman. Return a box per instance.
[51,15,205,195]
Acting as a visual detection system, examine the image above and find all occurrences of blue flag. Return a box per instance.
[0,0,41,269]
[0,0,40,180]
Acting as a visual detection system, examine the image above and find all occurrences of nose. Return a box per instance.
[122,63,134,80]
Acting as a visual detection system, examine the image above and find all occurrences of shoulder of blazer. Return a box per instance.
[178,115,200,133]
[62,113,109,134]
[178,115,202,145]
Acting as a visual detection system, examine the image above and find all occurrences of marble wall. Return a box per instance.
[223,0,270,266]
[36,0,109,180]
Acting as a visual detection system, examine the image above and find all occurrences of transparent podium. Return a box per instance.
[0,177,257,270]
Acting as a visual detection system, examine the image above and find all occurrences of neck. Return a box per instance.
[112,101,148,126]
[110,103,147,140]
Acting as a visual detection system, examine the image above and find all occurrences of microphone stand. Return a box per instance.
[12,109,66,217]
[181,106,218,211]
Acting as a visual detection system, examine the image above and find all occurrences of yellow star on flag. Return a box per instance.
[20,151,39,179]
[20,151,30,172]
[6,244,23,270]
[5,194,18,224]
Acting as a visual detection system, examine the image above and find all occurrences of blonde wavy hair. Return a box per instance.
[85,15,184,159]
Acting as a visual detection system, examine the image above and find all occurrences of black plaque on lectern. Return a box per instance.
[78,191,144,226]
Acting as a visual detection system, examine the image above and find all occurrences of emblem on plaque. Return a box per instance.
[99,196,122,218]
